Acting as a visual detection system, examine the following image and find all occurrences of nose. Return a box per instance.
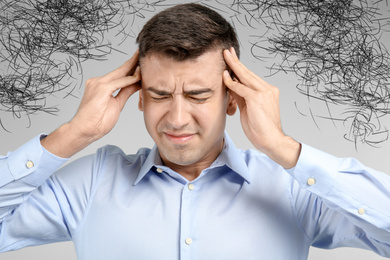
[166,96,191,130]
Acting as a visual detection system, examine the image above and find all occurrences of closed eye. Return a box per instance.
[146,87,213,103]
[151,96,170,102]
[185,89,213,103]
[188,96,209,103]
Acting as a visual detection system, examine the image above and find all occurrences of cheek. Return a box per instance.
[192,100,227,125]
[143,103,165,130]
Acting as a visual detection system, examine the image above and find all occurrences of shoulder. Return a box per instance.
[239,148,282,170]
[56,145,152,178]
[93,145,152,169]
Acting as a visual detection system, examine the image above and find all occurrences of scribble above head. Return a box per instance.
[3,0,124,61]
[242,0,390,146]
[122,0,171,18]
[0,0,173,132]
[0,0,389,147]
[0,55,82,129]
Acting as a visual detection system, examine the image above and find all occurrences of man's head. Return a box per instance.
[136,4,239,177]
[136,3,240,61]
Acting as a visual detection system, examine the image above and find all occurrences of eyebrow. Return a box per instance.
[185,88,214,95]
[146,87,171,96]
[146,87,214,95]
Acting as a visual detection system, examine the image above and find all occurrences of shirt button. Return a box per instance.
[188,183,195,191]
[307,177,316,186]
[156,168,163,173]
[358,208,366,215]
[26,160,34,169]
[185,238,192,245]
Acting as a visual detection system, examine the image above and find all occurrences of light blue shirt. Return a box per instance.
[1,133,390,259]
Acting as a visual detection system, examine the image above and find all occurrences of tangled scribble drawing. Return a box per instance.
[1,0,390,147]
[0,0,170,131]
[227,0,390,146]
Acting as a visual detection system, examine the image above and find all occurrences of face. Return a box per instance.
[139,50,237,170]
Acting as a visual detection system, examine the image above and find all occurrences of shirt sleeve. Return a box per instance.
[288,143,390,257]
[0,135,97,252]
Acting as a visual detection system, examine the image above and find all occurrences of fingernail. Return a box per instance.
[223,70,230,77]
[224,49,231,56]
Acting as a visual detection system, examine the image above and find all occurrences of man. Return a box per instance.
[1,3,390,259]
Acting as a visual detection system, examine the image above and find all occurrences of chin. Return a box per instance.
[161,150,201,166]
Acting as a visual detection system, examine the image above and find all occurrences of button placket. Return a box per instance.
[179,182,197,257]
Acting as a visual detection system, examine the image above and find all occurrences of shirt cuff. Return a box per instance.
[286,143,338,196]
[5,134,68,187]
[287,143,390,233]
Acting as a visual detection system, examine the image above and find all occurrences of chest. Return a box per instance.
[73,172,309,260]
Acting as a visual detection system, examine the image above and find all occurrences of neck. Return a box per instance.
[162,162,210,181]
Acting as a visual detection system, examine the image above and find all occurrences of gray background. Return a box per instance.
[1,0,389,259]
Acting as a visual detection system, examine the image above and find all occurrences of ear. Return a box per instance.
[138,89,144,111]
[226,90,237,116]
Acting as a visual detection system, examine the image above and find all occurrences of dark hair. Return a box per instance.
[136,3,240,61]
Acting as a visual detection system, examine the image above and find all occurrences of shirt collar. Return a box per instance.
[134,131,251,185]
[134,144,162,185]
[214,131,251,183]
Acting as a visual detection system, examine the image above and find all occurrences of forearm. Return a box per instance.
[0,135,67,220]
[291,144,390,237]
[258,135,301,169]
[40,123,95,158]
[0,137,94,252]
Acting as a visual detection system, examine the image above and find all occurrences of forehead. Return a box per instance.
[139,50,226,90]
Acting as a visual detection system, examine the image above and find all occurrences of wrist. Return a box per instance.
[261,135,301,169]
[41,123,94,158]
[67,120,101,145]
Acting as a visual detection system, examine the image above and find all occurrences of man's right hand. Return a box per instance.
[41,50,142,158]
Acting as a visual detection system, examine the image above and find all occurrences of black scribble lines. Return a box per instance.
[0,59,79,126]
[222,0,390,146]
[0,0,171,132]
[0,0,119,131]
[116,0,172,43]
[2,0,389,147]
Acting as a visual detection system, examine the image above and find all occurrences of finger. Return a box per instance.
[115,82,142,111]
[229,47,259,80]
[223,49,258,88]
[224,48,273,93]
[103,49,139,81]
[230,47,275,89]
[106,66,141,94]
[223,70,252,99]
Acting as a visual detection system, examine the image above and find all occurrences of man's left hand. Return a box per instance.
[223,47,301,169]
